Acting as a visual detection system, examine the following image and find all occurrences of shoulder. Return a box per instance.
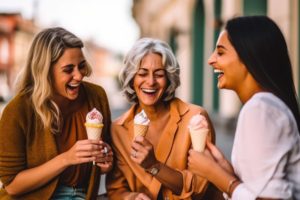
[0,93,34,132]
[242,93,295,125]
[2,94,33,117]
[238,92,298,143]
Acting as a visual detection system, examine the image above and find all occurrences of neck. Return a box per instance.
[52,93,84,116]
[236,79,264,104]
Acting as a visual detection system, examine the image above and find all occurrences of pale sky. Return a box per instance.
[0,0,139,54]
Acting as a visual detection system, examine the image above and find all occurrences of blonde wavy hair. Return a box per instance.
[16,27,92,134]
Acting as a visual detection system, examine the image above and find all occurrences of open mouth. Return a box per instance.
[67,82,80,92]
[214,69,224,78]
[141,88,157,95]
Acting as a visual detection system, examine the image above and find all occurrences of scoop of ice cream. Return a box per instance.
[134,110,150,125]
[188,114,208,131]
[86,108,103,124]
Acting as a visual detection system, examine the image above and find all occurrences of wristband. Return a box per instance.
[227,178,239,196]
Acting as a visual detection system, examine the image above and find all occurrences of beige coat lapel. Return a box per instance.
[148,98,189,198]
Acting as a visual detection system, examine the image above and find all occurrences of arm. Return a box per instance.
[4,139,102,196]
[188,142,284,200]
[188,143,239,195]
[131,136,183,195]
[106,145,152,200]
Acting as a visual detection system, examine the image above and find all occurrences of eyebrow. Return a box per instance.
[61,60,86,68]
[216,45,227,50]
[138,67,165,71]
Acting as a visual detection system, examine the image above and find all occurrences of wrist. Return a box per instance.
[57,152,70,168]
[145,162,162,176]
[227,178,240,197]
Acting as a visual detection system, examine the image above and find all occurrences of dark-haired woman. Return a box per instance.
[188,16,300,199]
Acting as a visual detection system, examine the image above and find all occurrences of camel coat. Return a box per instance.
[0,82,111,200]
[107,98,215,200]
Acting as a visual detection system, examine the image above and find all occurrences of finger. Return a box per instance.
[130,149,138,159]
[131,139,144,150]
[138,193,151,200]
[75,156,95,164]
[130,153,141,164]
[206,141,225,159]
[100,142,111,150]
[97,162,110,168]
[89,139,102,144]
[80,139,101,145]
[135,136,152,148]
[188,149,199,156]
[134,135,144,142]
[76,150,102,158]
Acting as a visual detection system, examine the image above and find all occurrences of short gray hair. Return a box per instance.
[119,37,180,103]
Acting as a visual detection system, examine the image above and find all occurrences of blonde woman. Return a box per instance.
[0,27,113,199]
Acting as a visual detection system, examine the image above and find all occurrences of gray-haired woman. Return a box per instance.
[107,37,221,200]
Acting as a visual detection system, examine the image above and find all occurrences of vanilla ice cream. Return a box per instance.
[188,114,209,152]
[133,109,150,139]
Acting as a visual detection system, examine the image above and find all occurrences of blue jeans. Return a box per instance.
[51,185,86,200]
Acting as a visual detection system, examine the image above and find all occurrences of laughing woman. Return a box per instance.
[188,16,300,199]
[0,27,113,200]
[106,38,221,200]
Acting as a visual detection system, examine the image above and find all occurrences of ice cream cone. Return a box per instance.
[85,123,104,140]
[189,128,208,152]
[134,124,148,138]
[85,123,104,165]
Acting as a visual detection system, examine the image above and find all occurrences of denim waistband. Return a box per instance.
[51,185,87,200]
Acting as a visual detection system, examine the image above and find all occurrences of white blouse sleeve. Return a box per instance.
[231,97,297,199]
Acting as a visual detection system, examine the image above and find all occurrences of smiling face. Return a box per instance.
[208,31,249,92]
[51,48,87,105]
[133,52,168,108]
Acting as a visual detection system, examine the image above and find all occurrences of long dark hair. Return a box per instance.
[226,16,300,131]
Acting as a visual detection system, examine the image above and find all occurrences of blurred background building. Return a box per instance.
[0,0,299,198]
[132,0,299,119]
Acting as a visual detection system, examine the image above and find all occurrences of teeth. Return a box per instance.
[142,88,156,93]
[214,69,224,73]
[68,83,80,87]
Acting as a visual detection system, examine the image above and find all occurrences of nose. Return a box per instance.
[207,52,216,66]
[73,67,83,81]
[146,74,156,85]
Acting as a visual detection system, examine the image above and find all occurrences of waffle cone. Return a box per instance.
[189,128,209,152]
[134,124,148,138]
[85,124,103,140]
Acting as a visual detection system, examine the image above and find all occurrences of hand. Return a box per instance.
[188,141,234,178]
[96,141,113,174]
[206,141,234,174]
[188,148,217,178]
[130,136,157,169]
[130,192,152,200]
[62,139,102,166]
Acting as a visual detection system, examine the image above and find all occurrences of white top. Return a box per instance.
[231,92,300,200]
